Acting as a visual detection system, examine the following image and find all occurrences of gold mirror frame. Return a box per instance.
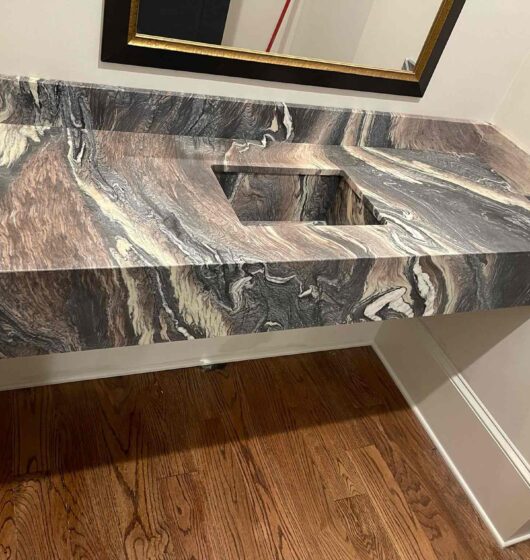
[102,0,467,97]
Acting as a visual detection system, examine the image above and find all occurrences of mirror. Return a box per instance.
[102,0,466,96]
[137,0,443,72]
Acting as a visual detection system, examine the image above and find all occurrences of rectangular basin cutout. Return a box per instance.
[215,171,382,227]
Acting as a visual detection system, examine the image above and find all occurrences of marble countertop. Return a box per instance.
[0,76,529,358]
[0,124,529,358]
[3,126,529,268]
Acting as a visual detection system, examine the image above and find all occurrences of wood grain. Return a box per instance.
[15,477,69,560]
[335,494,400,560]
[13,387,55,476]
[0,347,528,559]
[349,445,437,560]
[200,367,311,560]
[158,472,212,560]
[363,407,478,559]
[0,391,15,560]
[0,488,15,560]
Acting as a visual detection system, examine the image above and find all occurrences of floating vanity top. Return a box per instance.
[0,76,529,357]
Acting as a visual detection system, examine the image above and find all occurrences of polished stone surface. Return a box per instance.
[0,76,529,357]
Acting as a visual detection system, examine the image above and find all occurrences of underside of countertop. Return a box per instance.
[0,75,529,358]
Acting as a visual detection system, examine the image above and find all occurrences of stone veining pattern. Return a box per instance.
[0,76,529,358]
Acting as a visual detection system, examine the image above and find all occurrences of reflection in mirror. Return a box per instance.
[136,0,444,71]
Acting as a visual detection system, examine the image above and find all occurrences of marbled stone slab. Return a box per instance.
[0,118,529,358]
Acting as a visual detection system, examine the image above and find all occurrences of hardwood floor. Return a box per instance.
[0,347,528,559]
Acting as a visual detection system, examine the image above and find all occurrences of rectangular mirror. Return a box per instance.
[102,0,466,96]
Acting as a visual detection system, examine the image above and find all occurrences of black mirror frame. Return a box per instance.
[101,0,466,98]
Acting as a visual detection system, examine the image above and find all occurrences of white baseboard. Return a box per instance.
[0,323,379,392]
[373,318,530,548]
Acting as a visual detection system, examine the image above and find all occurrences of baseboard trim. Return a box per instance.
[374,319,530,547]
[504,532,530,548]
[419,320,530,486]
[372,339,508,548]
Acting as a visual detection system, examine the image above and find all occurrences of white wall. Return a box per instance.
[494,52,530,152]
[1,0,530,120]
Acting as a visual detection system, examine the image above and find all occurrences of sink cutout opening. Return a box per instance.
[214,171,383,227]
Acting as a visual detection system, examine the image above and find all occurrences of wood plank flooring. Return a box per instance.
[0,346,528,559]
